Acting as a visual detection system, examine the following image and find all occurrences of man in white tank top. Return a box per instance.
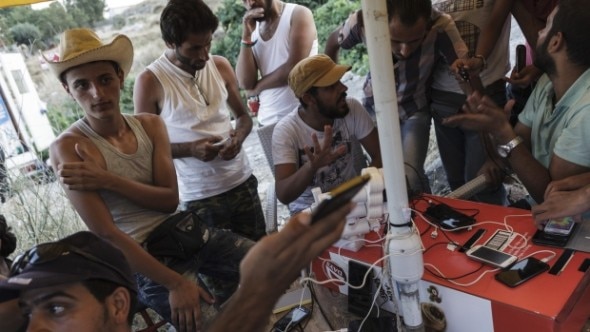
[236,0,319,126]
[134,0,266,241]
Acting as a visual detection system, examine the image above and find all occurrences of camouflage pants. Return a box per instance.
[180,174,266,241]
[136,228,253,324]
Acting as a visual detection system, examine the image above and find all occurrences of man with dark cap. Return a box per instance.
[0,231,137,332]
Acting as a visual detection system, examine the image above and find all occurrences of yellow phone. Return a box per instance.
[310,174,371,224]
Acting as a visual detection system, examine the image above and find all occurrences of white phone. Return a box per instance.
[466,245,517,268]
[211,137,230,147]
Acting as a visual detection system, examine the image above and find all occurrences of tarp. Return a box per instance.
[0,0,53,8]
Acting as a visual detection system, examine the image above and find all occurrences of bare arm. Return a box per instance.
[275,126,346,204]
[134,69,163,116]
[359,128,382,168]
[324,27,342,62]
[475,0,514,66]
[49,132,212,331]
[213,56,253,160]
[253,6,317,94]
[57,115,179,212]
[210,203,353,332]
[443,93,590,202]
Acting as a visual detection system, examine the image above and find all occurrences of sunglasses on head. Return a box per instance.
[10,242,131,285]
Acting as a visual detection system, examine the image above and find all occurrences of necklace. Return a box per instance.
[259,2,285,41]
[192,71,210,106]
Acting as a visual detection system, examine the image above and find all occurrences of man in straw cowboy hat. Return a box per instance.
[46,28,253,331]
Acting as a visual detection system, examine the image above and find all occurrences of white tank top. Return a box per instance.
[147,54,252,201]
[252,3,318,125]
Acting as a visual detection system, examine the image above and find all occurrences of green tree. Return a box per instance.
[64,0,106,27]
[9,23,41,47]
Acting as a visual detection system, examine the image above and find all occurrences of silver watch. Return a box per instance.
[497,136,524,158]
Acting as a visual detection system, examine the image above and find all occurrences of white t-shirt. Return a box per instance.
[272,98,374,213]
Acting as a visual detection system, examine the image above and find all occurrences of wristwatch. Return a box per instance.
[497,136,524,158]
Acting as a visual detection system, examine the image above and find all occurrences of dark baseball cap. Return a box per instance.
[0,231,136,302]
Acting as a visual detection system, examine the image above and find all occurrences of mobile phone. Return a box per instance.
[544,217,576,236]
[211,137,230,147]
[515,44,526,72]
[310,174,371,224]
[484,229,512,250]
[273,306,311,332]
[348,260,377,317]
[532,228,572,247]
[495,257,549,287]
[423,202,476,230]
[466,245,517,268]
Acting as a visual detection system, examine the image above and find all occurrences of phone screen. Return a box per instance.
[274,307,311,332]
[310,174,371,224]
[466,245,517,268]
[544,217,575,235]
[495,257,549,287]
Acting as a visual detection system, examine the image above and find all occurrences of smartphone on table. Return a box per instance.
[466,245,517,269]
[273,306,311,332]
[495,257,549,287]
[310,174,371,224]
[544,217,576,236]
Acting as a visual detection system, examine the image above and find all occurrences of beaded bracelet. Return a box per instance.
[241,39,258,48]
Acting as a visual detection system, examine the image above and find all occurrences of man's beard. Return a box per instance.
[317,94,350,119]
[533,35,556,76]
[175,48,205,73]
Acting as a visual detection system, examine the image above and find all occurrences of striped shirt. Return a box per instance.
[337,9,468,120]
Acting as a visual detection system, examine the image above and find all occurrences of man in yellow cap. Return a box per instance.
[272,54,382,214]
[46,28,253,332]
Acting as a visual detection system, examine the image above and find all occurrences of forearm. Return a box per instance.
[171,142,194,159]
[252,63,292,93]
[507,145,552,203]
[210,286,277,332]
[236,41,259,89]
[276,163,316,204]
[100,229,186,291]
[324,29,341,62]
[234,114,253,143]
[105,172,178,212]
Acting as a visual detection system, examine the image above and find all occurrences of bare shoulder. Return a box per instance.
[132,113,167,138]
[212,55,236,83]
[50,127,99,164]
[135,69,160,89]
[133,113,165,128]
[291,4,314,24]
[213,55,233,73]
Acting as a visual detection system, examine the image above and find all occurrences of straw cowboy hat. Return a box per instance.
[43,28,133,80]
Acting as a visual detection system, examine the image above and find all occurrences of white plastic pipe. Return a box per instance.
[360,1,424,330]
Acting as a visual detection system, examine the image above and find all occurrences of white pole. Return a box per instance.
[360,1,424,330]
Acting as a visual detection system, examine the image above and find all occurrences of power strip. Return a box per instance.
[446,174,488,200]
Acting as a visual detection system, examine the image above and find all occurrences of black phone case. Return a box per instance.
[531,223,578,248]
[495,257,549,287]
[423,203,476,230]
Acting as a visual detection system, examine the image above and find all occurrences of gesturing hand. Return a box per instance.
[58,143,108,191]
[304,125,347,172]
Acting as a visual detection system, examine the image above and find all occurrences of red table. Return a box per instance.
[312,195,590,332]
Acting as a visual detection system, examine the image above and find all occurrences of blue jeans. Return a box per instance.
[431,81,507,205]
[136,228,253,323]
[180,174,266,241]
[401,109,432,194]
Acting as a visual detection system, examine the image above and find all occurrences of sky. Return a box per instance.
[32,0,145,10]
